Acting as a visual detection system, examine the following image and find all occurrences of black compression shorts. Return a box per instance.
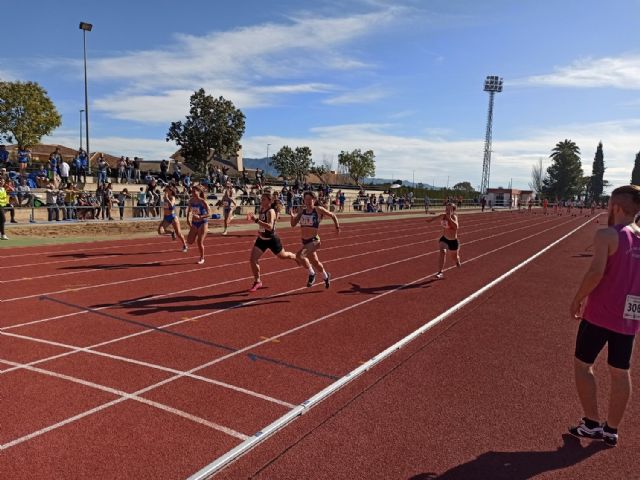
[254,236,283,255]
[439,236,459,251]
[575,319,636,370]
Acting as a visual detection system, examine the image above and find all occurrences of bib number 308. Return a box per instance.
[624,295,640,321]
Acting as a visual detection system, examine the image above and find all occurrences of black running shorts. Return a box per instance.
[254,236,283,255]
[439,236,459,251]
[574,319,636,370]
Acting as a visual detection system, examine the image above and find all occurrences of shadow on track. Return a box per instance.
[338,278,439,295]
[408,434,606,480]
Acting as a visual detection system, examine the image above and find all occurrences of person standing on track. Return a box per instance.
[186,185,210,264]
[291,190,340,288]
[247,190,299,292]
[0,177,9,240]
[426,202,461,279]
[569,185,640,447]
[158,185,187,252]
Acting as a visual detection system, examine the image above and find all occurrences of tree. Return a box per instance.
[588,142,605,201]
[270,145,314,182]
[0,81,61,148]
[542,139,584,199]
[632,151,640,185]
[337,149,376,185]
[529,158,547,196]
[452,181,475,193]
[166,88,245,175]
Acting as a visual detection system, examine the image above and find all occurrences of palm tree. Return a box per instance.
[543,139,584,200]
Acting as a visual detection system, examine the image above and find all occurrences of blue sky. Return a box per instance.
[3,0,640,189]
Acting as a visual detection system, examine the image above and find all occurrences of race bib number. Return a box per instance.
[624,295,640,321]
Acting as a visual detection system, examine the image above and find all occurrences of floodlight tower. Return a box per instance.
[79,21,93,163]
[480,75,503,195]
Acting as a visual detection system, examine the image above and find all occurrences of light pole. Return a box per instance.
[266,143,271,161]
[481,75,503,195]
[79,109,84,150]
[79,22,92,168]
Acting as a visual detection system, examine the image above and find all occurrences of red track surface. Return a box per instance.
[2,211,637,479]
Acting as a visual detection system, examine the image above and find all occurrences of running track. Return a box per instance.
[2,211,637,479]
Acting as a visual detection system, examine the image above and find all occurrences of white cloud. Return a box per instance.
[516,53,640,89]
[43,132,176,160]
[324,86,389,105]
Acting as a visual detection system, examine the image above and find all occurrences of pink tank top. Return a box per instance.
[583,224,640,335]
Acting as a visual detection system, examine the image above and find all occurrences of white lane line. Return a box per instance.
[0,215,578,454]
[0,333,295,408]
[0,216,430,277]
[1,213,430,261]
[1,215,547,331]
[0,358,249,449]
[187,214,601,479]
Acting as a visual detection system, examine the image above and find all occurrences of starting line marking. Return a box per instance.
[187,214,600,479]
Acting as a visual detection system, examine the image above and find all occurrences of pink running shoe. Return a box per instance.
[249,281,263,292]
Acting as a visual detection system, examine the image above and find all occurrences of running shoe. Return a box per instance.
[0,234,8,240]
[171,231,176,240]
[182,245,188,253]
[568,418,603,440]
[456,259,462,268]
[249,280,262,292]
[222,230,228,236]
[197,258,205,265]
[324,272,331,289]
[307,273,316,287]
[434,272,444,279]
[603,425,618,447]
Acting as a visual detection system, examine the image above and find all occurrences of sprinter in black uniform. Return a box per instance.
[425,202,461,279]
[247,190,298,292]
[291,190,340,288]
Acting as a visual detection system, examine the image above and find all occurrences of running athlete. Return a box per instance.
[590,201,597,217]
[158,185,187,252]
[247,190,299,292]
[186,185,210,264]
[543,198,549,215]
[426,202,461,279]
[291,191,340,288]
[220,182,236,235]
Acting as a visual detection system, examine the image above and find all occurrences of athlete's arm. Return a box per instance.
[290,208,302,227]
[425,214,444,223]
[316,206,340,232]
[186,205,193,226]
[570,228,617,318]
[446,214,459,230]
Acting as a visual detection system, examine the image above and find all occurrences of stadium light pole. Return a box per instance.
[79,109,84,150]
[266,143,271,161]
[481,75,503,195]
[79,22,92,165]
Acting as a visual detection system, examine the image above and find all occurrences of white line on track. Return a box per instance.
[0,212,508,284]
[0,216,582,452]
[0,358,249,450]
[1,215,548,329]
[187,214,601,479]
[0,216,431,274]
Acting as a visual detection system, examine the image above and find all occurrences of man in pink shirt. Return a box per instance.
[569,185,640,447]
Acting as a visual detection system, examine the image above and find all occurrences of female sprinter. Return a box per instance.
[221,182,236,235]
[186,185,210,264]
[247,190,298,292]
[158,185,187,252]
[291,190,340,288]
[425,202,461,279]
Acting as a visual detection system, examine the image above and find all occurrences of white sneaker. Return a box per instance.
[197,258,205,265]
[434,272,444,279]
[222,230,228,236]
[182,246,188,253]
[0,234,8,240]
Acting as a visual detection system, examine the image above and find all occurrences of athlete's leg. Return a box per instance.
[574,357,600,422]
[250,246,264,282]
[172,218,187,248]
[196,225,207,260]
[607,366,631,429]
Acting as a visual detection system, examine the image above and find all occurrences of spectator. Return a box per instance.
[17,147,31,174]
[45,182,59,221]
[0,178,9,239]
[97,155,109,185]
[59,157,70,187]
[126,157,134,183]
[117,188,130,220]
[64,184,78,220]
[56,187,67,220]
[35,165,49,188]
[136,187,148,217]
[16,177,33,207]
[103,183,114,220]
[133,156,142,183]
[0,145,9,169]
[159,159,169,181]
[117,156,127,184]
[173,161,182,182]
[3,177,17,223]
[76,149,88,182]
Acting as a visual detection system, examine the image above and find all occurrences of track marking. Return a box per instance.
[0,216,581,453]
[0,358,249,449]
[187,214,601,479]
